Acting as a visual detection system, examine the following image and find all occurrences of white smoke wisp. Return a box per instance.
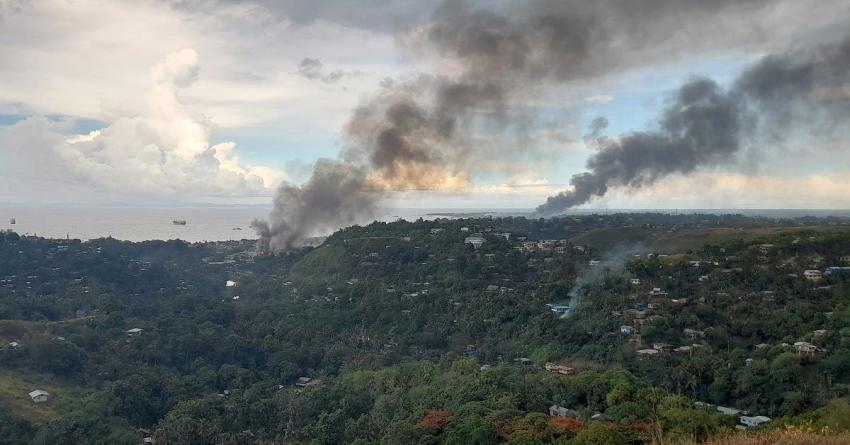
[563,242,647,318]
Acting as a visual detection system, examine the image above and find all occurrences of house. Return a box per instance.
[430,228,444,234]
[28,389,49,403]
[648,287,668,297]
[514,357,533,366]
[793,341,819,354]
[740,416,770,428]
[673,346,693,354]
[684,328,705,338]
[464,236,485,248]
[225,280,237,287]
[547,304,573,315]
[549,405,578,418]
[803,270,823,281]
[652,343,672,352]
[496,232,511,240]
[7,341,21,349]
[620,325,635,335]
[629,278,641,285]
[544,363,575,375]
[588,260,600,266]
[716,406,741,416]
[295,377,321,387]
[637,349,659,358]
[126,328,143,336]
[825,266,850,276]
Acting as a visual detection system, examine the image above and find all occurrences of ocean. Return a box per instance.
[1,206,848,243]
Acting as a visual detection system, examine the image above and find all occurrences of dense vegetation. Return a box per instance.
[1,213,849,444]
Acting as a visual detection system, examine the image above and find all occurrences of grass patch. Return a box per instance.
[0,369,87,423]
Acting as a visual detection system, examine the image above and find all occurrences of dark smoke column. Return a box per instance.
[536,37,850,216]
[251,160,376,251]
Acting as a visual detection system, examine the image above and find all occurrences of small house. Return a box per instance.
[620,325,635,335]
[740,416,770,428]
[126,328,143,336]
[549,405,578,418]
[636,349,659,358]
[803,270,823,281]
[544,363,575,375]
[629,278,641,285]
[793,341,818,354]
[225,280,237,287]
[295,377,321,387]
[464,236,485,248]
[28,390,49,403]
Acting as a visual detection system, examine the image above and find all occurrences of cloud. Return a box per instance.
[0,49,283,202]
[294,57,357,83]
[584,95,614,104]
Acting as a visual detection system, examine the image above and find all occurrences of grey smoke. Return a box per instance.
[565,243,647,318]
[536,37,850,216]
[295,58,349,84]
[251,160,377,251]
[255,0,850,250]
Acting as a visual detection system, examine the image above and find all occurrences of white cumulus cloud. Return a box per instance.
[0,49,284,203]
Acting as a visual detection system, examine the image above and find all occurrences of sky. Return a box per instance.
[1,0,849,210]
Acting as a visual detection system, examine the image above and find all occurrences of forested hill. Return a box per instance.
[1,213,850,444]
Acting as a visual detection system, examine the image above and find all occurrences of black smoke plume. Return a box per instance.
[254,0,848,249]
[536,38,850,216]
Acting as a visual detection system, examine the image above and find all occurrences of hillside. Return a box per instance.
[1,214,850,444]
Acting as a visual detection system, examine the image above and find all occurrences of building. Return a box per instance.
[803,270,823,281]
[620,325,635,335]
[464,236,485,248]
[295,377,321,387]
[547,304,573,315]
[28,390,49,403]
[636,349,659,358]
[225,280,237,287]
[648,287,668,297]
[126,328,143,336]
[825,266,850,276]
[716,406,741,416]
[793,341,819,354]
[544,363,575,375]
[629,278,641,285]
[740,416,770,428]
[549,405,578,418]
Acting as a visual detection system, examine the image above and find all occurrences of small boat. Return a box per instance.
[9,217,15,225]
[172,219,187,225]
[232,227,242,231]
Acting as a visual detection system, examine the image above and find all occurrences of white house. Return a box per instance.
[629,278,641,285]
[793,341,819,354]
[740,415,770,428]
[126,328,143,336]
[803,270,823,281]
[464,236,485,248]
[620,325,635,335]
[225,280,237,287]
[28,389,49,403]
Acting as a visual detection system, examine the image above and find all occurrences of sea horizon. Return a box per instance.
[2,205,849,243]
